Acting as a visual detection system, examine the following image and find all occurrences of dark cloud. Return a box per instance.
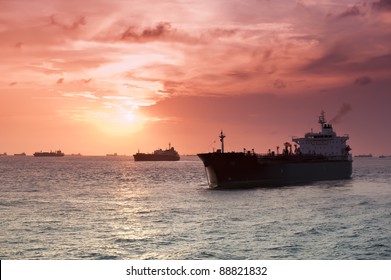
[142,22,171,37]
[274,79,286,89]
[161,80,184,95]
[302,48,391,74]
[56,78,64,84]
[363,53,391,71]
[14,42,23,48]
[354,76,372,86]
[116,22,236,44]
[9,82,17,86]
[226,71,252,80]
[81,78,92,84]
[302,46,349,73]
[297,2,391,81]
[337,6,361,18]
[262,49,273,61]
[49,15,87,30]
[121,22,172,41]
[207,28,238,38]
[372,0,391,11]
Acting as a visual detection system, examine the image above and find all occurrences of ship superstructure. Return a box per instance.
[133,143,180,161]
[292,111,350,158]
[197,111,352,189]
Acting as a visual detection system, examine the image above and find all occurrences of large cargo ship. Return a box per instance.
[198,111,352,189]
[133,143,180,161]
[33,150,65,157]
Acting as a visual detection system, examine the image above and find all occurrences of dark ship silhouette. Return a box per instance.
[33,150,65,157]
[198,111,352,189]
[133,143,180,161]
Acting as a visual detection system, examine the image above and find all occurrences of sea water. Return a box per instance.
[0,156,390,259]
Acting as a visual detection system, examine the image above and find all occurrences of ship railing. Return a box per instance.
[254,153,351,161]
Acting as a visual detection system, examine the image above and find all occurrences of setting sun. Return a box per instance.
[85,107,144,136]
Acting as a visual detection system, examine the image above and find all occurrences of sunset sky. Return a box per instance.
[1,0,390,156]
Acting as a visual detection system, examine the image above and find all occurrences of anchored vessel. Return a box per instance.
[198,111,352,189]
[33,150,64,157]
[133,143,180,161]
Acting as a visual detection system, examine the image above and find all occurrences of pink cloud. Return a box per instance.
[1,0,391,155]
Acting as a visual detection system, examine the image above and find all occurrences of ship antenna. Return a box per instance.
[219,130,226,153]
[318,110,326,128]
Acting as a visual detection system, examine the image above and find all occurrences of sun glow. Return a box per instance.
[75,106,145,136]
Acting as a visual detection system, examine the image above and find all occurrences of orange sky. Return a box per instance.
[1,0,391,156]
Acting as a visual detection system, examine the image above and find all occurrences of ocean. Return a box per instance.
[0,156,390,260]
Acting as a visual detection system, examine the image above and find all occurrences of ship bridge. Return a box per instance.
[292,111,350,157]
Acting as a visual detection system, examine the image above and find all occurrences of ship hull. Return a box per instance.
[197,153,352,189]
[133,154,180,161]
[33,152,64,157]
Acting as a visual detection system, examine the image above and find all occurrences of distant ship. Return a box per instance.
[133,143,180,161]
[354,154,373,158]
[33,150,64,157]
[198,111,352,189]
[379,155,391,158]
[14,152,26,156]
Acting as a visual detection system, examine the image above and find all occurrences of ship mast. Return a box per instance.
[219,130,226,153]
[318,110,326,129]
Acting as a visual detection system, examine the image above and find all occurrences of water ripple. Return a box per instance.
[0,156,390,259]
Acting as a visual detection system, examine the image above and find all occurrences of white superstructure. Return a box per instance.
[292,111,350,157]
